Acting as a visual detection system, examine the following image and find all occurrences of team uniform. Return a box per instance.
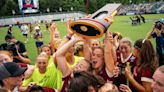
[131,67,154,92]
[113,51,137,86]
[61,74,72,92]
[97,65,115,83]
[60,56,84,92]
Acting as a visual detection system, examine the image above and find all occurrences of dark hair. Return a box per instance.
[0,80,4,87]
[134,39,142,50]
[40,45,52,55]
[83,59,93,72]
[112,32,122,40]
[5,34,14,41]
[137,39,158,73]
[68,71,105,92]
[29,85,44,92]
[154,21,163,30]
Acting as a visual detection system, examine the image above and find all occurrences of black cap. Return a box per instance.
[0,62,27,80]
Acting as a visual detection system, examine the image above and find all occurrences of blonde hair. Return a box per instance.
[120,37,133,47]
[36,52,49,62]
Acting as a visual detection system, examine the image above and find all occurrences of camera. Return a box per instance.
[155,21,163,30]
[6,43,18,56]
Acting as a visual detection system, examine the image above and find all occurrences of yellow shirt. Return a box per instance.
[67,56,84,69]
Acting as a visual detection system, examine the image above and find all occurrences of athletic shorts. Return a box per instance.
[35,41,44,48]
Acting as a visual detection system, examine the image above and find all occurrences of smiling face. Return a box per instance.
[36,56,48,73]
[119,42,132,58]
[91,47,104,70]
[41,46,51,57]
[91,39,100,49]
[151,69,164,92]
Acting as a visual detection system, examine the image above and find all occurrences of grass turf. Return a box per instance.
[0,14,163,64]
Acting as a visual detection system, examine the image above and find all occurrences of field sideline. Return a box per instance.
[0,14,163,64]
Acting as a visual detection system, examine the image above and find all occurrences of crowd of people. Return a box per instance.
[118,1,164,15]
[0,16,164,92]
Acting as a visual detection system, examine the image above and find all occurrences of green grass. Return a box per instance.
[0,14,163,64]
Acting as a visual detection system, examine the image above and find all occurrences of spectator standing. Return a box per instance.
[20,24,29,43]
[0,35,31,64]
[7,25,13,36]
[147,19,164,66]
[139,14,145,23]
[33,26,44,54]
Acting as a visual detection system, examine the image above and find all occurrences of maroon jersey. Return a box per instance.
[98,65,114,82]
[61,74,72,92]
[43,87,56,92]
[113,52,137,86]
[131,67,153,92]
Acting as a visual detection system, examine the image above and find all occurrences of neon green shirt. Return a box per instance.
[67,56,84,69]
[22,56,62,89]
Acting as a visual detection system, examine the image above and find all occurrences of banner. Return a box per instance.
[18,0,39,13]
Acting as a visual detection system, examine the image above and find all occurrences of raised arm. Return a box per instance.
[50,22,57,52]
[83,38,92,61]
[58,19,74,48]
[55,36,83,77]
[103,31,115,74]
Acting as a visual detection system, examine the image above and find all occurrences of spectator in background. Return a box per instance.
[147,19,164,66]
[20,24,29,43]
[45,21,50,31]
[0,34,31,64]
[28,23,33,38]
[0,62,27,92]
[33,26,44,54]
[151,65,164,92]
[139,14,145,23]
[7,25,13,36]
[136,15,141,24]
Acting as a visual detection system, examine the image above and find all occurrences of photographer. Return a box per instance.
[147,19,164,66]
[0,34,31,64]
